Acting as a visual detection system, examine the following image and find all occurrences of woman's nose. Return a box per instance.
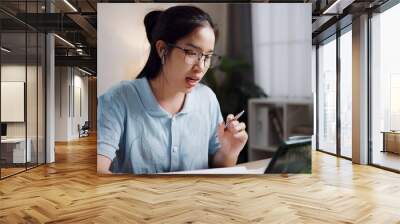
[193,56,206,71]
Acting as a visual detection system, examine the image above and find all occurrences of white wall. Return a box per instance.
[97,3,228,96]
[1,65,36,137]
[1,66,26,125]
[252,3,312,98]
[1,82,24,122]
[55,67,89,141]
[55,67,69,141]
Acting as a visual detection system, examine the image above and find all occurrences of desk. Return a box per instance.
[165,159,272,174]
[235,158,271,174]
[1,138,31,163]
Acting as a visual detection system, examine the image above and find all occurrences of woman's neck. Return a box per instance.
[149,75,186,116]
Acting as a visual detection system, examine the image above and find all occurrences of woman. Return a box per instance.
[97,5,248,174]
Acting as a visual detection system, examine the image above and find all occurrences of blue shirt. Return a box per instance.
[97,78,223,174]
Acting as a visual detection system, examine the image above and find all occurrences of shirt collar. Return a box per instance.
[136,78,193,117]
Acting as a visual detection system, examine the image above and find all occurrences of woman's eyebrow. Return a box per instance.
[185,43,214,53]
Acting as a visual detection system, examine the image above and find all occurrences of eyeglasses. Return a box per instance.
[167,43,221,69]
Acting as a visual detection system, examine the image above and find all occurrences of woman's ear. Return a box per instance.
[155,40,167,58]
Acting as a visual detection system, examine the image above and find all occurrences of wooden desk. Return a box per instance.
[382,131,400,154]
[164,159,272,174]
[235,158,271,173]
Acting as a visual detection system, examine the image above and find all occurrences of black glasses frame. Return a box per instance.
[166,43,221,68]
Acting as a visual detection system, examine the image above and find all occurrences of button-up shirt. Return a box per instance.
[97,78,223,174]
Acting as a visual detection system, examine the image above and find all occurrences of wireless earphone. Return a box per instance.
[161,49,166,64]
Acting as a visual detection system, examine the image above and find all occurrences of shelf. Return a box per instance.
[249,97,313,105]
[248,97,313,161]
[249,144,278,152]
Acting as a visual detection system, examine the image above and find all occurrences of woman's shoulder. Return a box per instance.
[98,79,146,120]
[99,79,140,101]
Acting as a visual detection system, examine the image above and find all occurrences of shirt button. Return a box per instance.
[172,146,178,153]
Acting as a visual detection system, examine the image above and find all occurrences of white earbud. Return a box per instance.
[161,49,166,64]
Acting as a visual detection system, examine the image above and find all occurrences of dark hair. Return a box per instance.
[137,6,216,80]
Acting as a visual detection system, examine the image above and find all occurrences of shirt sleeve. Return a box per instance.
[208,91,223,156]
[97,87,126,161]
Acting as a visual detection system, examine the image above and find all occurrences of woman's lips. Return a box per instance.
[185,77,200,87]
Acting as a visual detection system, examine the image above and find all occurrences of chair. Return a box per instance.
[79,121,90,138]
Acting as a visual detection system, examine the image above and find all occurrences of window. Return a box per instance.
[317,36,337,154]
[316,25,353,159]
[252,4,312,98]
[390,74,400,130]
[0,1,47,179]
[339,28,352,158]
[370,2,400,171]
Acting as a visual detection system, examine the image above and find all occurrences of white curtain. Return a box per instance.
[251,3,312,98]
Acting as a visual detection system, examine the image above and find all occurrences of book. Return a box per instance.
[269,108,284,142]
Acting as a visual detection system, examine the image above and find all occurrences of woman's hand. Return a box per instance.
[211,114,248,167]
[218,114,248,156]
[97,155,112,174]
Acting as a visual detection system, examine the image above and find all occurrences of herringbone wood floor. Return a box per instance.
[1,134,400,223]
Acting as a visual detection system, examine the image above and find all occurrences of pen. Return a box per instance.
[225,110,245,129]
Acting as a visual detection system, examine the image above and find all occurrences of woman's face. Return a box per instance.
[163,25,215,93]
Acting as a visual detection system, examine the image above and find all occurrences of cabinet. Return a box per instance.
[382,131,400,154]
[248,97,313,161]
[0,138,32,165]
